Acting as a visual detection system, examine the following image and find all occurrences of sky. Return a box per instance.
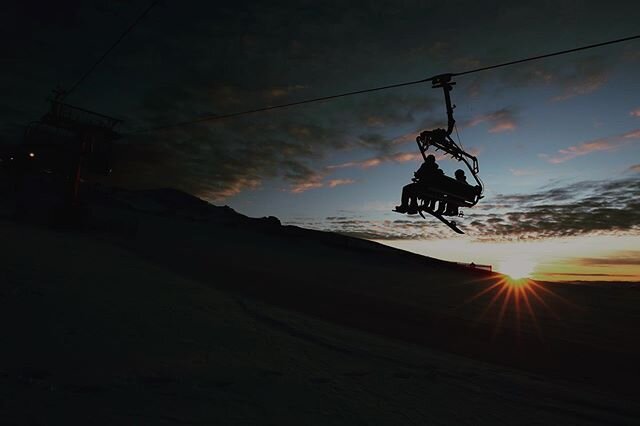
[2,0,639,280]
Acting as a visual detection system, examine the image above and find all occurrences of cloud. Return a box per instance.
[301,217,450,241]
[536,272,638,278]
[391,132,418,146]
[350,88,437,133]
[327,158,380,170]
[509,168,537,176]
[623,129,640,139]
[310,177,640,241]
[465,50,618,103]
[206,177,262,200]
[105,113,348,202]
[630,109,640,118]
[575,251,640,266]
[628,164,640,173]
[551,71,608,101]
[466,177,640,240]
[327,178,355,188]
[466,108,517,133]
[289,179,324,194]
[328,150,425,170]
[267,85,309,98]
[546,129,640,163]
[488,54,611,102]
[288,174,355,193]
[357,133,394,153]
[104,78,440,201]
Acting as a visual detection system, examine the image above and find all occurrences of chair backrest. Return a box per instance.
[418,174,480,205]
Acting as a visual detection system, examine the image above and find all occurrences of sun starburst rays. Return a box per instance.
[462,274,569,341]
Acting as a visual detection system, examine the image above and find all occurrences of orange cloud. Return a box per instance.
[547,129,640,164]
[630,108,640,118]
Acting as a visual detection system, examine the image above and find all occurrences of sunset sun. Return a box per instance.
[498,258,536,280]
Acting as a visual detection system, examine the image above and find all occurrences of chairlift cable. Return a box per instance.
[454,122,464,152]
[132,33,640,133]
[62,0,162,100]
[451,34,640,78]
[131,78,433,132]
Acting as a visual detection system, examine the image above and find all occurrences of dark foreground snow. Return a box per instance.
[1,187,639,425]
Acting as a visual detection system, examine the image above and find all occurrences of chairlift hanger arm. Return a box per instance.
[431,74,456,136]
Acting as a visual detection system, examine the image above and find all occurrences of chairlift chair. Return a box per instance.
[395,74,484,234]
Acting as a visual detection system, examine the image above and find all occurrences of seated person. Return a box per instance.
[444,169,469,216]
[454,169,467,183]
[395,154,443,214]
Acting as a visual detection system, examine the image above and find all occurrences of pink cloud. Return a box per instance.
[289,181,324,194]
[326,162,353,170]
[551,72,608,102]
[327,151,426,171]
[360,158,383,168]
[466,147,482,157]
[467,108,517,133]
[391,132,417,145]
[628,164,640,173]
[202,178,261,201]
[489,122,516,133]
[288,172,324,194]
[327,149,460,172]
[390,152,423,162]
[546,129,640,164]
[327,179,355,188]
[630,108,640,118]
[623,129,640,139]
[289,175,355,193]
[328,158,381,169]
[549,140,619,164]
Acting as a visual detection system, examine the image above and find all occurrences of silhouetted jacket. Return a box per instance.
[414,162,443,181]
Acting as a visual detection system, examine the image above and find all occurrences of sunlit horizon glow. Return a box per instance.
[379,234,640,282]
[497,257,536,280]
